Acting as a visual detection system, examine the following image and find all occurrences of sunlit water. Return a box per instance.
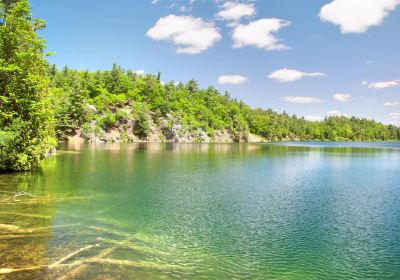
[1,142,399,279]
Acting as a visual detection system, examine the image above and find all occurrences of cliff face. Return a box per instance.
[64,103,265,143]
[67,118,264,144]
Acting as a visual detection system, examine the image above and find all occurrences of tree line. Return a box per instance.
[49,64,400,142]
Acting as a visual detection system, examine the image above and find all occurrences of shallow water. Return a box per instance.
[1,142,400,279]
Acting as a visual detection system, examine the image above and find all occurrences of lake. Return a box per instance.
[1,142,399,279]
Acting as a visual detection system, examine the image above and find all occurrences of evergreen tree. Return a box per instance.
[0,0,55,171]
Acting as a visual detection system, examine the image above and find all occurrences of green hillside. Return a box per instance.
[49,64,400,143]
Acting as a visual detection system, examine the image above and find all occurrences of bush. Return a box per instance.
[133,102,152,138]
[99,112,117,130]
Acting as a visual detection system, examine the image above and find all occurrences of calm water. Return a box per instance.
[0,142,399,279]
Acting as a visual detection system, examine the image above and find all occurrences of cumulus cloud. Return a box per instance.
[333,93,351,102]
[179,6,190,12]
[384,102,400,106]
[268,68,327,83]
[362,79,400,89]
[232,19,291,51]
[327,110,349,117]
[217,1,255,21]
[319,0,400,33]
[304,115,323,122]
[280,96,322,104]
[146,15,221,54]
[217,75,248,85]
[134,70,145,75]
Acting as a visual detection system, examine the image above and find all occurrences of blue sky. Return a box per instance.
[30,0,400,125]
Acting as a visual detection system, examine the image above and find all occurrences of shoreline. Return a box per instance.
[62,138,400,144]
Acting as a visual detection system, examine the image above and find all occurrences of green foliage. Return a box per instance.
[133,101,151,138]
[0,0,54,172]
[99,111,117,130]
[47,64,400,143]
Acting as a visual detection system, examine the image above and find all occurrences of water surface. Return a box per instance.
[1,142,400,279]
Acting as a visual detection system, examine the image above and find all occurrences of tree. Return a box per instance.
[133,102,151,138]
[0,0,55,171]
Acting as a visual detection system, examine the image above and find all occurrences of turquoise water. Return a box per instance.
[0,142,399,279]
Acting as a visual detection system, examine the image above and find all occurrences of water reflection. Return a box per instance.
[0,142,399,279]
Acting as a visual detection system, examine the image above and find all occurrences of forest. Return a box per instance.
[1,0,400,171]
[49,64,400,143]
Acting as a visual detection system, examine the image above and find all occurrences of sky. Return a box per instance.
[29,0,400,125]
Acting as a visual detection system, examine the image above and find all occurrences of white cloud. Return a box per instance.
[232,19,291,51]
[364,60,374,64]
[319,0,400,33]
[146,15,221,54]
[179,6,189,12]
[327,110,341,115]
[217,1,255,21]
[333,93,351,102]
[217,75,248,85]
[304,115,323,122]
[362,79,400,89]
[134,70,145,75]
[280,96,322,104]
[327,110,349,117]
[268,68,327,83]
[390,112,400,119]
[384,102,400,106]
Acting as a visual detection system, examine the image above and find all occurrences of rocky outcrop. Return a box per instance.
[67,111,266,143]
[248,133,265,143]
[67,132,85,144]
[213,130,234,143]
[68,125,267,143]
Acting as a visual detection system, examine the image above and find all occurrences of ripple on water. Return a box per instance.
[1,143,400,279]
